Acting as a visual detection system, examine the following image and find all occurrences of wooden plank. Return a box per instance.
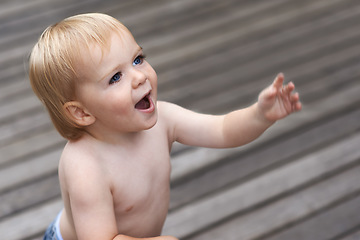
[0,198,63,240]
[0,0,237,92]
[150,0,349,74]
[0,111,51,148]
[0,0,245,89]
[135,0,287,54]
[0,0,77,44]
[186,11,360,112]
[0,42,35,73]
[170,82,360,184]
[264,193,360,240]
[2,0,354,102]
[0,0,328,147]
[0,61,29,87]
[0,174,60,219]
[0,148,62,193]
[199,66,360,114]
[169,107,360,210]
[112,0,237,35]
[0,0,346,110]
[149,0,340,57]
[163,132,360,238]
[291,61,360,104]
[0,1,133,86]
[158,0,360,93]
[159,21,360,106]
[186,164,360,240]
[0,0,93,35]
[0,1,358,240]
[0,0,75,24]
[11,146,359,240]
[340,230,360,240]
[0,94,41,122]
[0,129,64,167]
[170,33,359,110]
[0,1,139,88]
[0,0,49,21]
[0,80,30,104]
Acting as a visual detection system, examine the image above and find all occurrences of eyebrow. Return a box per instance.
[99,45,144,83]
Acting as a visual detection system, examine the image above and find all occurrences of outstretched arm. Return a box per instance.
[221,73,301,147]
[162,73,301,148]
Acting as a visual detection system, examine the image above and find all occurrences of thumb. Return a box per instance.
[259,84,277,103]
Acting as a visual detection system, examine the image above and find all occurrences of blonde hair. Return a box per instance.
[29,13,129,140]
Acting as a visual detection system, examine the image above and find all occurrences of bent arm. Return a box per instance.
[114,235,178,240]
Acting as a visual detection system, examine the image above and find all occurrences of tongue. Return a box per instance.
[135,96,150,109]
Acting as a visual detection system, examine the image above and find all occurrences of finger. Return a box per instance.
[273,73,284,89]
[260,85,277,101]
[290,92,299,102]
[294,102,302,111]
[282,82,295,96]
[285,82,295,93]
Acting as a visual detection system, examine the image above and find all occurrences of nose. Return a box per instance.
[131,69,147,88]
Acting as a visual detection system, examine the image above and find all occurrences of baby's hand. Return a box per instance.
[257,73,302,122]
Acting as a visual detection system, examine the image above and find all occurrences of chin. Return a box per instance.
[145,114,158,130]
[137,108,157,131]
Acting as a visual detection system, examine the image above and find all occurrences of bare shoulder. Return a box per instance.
[59,138,106,187]
[60,138,97,169]
[157,101,176,114]
[157,101,187,122]
[156,101,182,142]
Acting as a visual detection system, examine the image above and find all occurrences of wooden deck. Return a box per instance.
[1,0,360,239]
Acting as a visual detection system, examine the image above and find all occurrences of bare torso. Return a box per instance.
[58,107,173,239]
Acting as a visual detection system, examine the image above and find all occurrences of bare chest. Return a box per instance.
[106,138,172,235]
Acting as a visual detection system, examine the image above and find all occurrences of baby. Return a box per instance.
[29,13,301,240]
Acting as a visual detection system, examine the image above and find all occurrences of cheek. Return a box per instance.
[81,87,131,118]
[148,68,158,90]
[104,90,134,114]
[149,67,157,81]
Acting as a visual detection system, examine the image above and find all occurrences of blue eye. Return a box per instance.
[133,55,145,66]
[109,72,121,84]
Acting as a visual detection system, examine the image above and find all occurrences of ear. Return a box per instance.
[63,101,96,127]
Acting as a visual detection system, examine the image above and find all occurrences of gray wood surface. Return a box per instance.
[0,0,359,239]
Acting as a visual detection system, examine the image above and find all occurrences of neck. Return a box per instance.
[83,128,145,146]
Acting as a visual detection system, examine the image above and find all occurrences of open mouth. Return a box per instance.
[135,93,151,110]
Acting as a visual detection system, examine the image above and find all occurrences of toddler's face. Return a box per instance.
[74,29,158,135]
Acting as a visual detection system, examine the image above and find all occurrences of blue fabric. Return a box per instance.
[43,211,63,240]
